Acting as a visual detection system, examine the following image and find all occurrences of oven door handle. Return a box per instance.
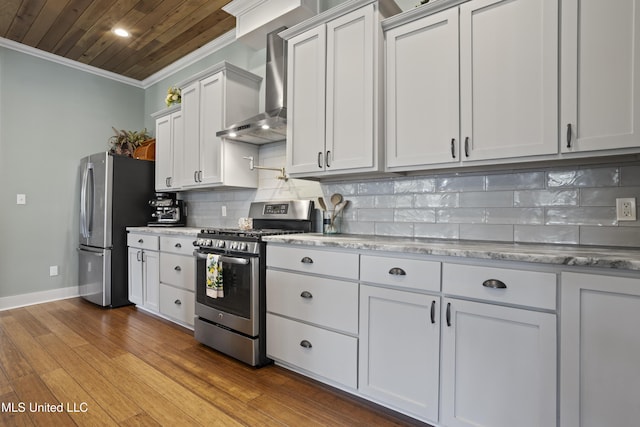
[195,252,250,265]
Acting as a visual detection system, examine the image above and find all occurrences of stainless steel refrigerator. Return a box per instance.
[78,152,154,307]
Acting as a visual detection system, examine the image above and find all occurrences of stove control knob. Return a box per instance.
[217,240,225,249]
[239,242,248,251]
[230,242,238,250]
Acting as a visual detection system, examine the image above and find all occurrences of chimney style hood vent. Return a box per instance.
[217,27,288,145]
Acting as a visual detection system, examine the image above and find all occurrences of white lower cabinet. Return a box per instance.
[561,272,640,427]
[440,264,557,427]
[359,285,440,423]
[127,233,160,311]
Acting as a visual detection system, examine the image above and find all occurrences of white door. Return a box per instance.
[440,298,556,427]
[359,286,440,422]
[180,82,200,186]
[143,250,160,312]
[169,111,183,190]
[325,4,375,172]
[199,73,224,185]
[460,0,558,161]
[286,25,327,175]
[561,272,640,427]
[385,8,460,169]
[128,247,143,306]
[155,113,172,190]
[561,0,640,152]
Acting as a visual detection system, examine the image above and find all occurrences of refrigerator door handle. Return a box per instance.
[80,163,89,238]
[86,163,95,237]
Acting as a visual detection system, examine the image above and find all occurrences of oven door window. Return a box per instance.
[197,252,257,319]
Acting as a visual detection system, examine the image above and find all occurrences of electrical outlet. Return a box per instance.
[616,198,637,221]
[16,194,26,205]
[49,265,59,276]
[221,205,227,217]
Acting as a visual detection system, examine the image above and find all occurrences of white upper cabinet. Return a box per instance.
[459,0,558,161]
[384,0,558,171]
[179,62,261,189]
[284,1,396,177]
[561,0,640,153]
[385,8,460,169]
[153,106,182,191]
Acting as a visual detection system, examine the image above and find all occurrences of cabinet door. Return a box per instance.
[143,250,160,312]
[155,114,173,190]
[128,247,143,306]
[181,82,200,186]
[460,0,558,161]
[169,111,183,189]
[359,286,440,422]
[441,298,556,427]
[386,8,460,169]
[325,4,375,172]
[561,0,640,153]
[561,272,640,427]
[286,25,327,175]
[199,73,223,185]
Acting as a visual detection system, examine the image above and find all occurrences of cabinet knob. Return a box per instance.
[175,243,182,248]
[388,267,406,276]
[482,279,507,289]
[300,291,313,299]
[301,256,314,264]
[300,340,312,349]
[174,299,182,305]
[138,238,144,243]
[174,266,182,271]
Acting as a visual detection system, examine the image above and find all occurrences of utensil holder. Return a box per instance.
[322,210,341,234]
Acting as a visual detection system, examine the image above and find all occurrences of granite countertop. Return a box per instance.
[126,226,201,236]
[262,233,640,271]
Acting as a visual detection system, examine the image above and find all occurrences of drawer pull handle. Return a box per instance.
[174,266,182,271]
[388,267,406,276]
[482,279,507,289]
[430,300,436,324]
[300,340,312,349]
[175,243,182,248]
[300,291,313,299]
[301,257,314,264]
[138,238,144,243]
[174,299,182,305]
[446,302,452,327]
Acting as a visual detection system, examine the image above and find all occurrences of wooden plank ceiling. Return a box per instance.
[0,0,236,81]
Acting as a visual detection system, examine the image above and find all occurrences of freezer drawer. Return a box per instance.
[78,246,111,306]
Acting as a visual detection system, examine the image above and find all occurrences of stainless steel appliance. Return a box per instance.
[148,192,186,226]
[78,152,154,307]
[193,200,314,366]
[216,27,288,144]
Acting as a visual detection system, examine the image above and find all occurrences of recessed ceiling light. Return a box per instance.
[229,132,237,138]
[113,28,130,38]
[261,124,270,130]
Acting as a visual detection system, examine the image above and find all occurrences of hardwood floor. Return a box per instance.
[0,298,426,426]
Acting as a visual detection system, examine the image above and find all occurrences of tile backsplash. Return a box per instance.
[181,142,640,247]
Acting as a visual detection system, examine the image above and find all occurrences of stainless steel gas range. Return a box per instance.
[193,200,315,366]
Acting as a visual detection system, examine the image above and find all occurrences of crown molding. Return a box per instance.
[140,30,237,89]
[0,29,238,90]
[0,37,143,87]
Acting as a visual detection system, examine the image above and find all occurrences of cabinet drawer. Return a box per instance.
[267,245,359,279]
[360,254,440,292]
[443,263,556,310]
[159,284,195,327]
[127,233,159,251]
[266,313,358,389]
[267,270,358,334]
[160,253,195,291]
[160,235,196,256]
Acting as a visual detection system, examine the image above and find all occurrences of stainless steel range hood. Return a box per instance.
[217,27,287,144]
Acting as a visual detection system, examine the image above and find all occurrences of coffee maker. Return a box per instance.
[148,193,186,226]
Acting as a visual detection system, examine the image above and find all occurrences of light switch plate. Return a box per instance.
[16,194,26,205]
